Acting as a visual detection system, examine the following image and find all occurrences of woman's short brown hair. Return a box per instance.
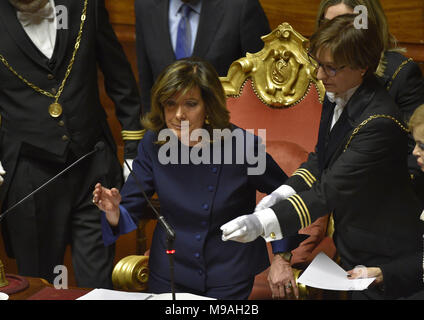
[309,13,383,75]
[141,57,230,134]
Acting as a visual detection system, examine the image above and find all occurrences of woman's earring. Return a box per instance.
[205,115,210,125]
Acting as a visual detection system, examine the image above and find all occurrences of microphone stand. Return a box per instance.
[0,143,103,223]
[123,160,176,300]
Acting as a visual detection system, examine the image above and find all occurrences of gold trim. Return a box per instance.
[287,196,305,229]
[298,168,316,184]
[219,23,325,108]
[112,255,149,292]
[0,0,88,109]
[122,129,146,140]
[293,168,316,188]
[287,195,311,229]
[386,58,413,91]
[293,194,311,226]
[0,259,8,288]
[344,114,409,152]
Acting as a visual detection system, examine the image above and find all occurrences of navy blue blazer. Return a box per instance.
[103,127,287,293]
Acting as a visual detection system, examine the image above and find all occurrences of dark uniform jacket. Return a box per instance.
[134,0,271,113]
[0,0,143,205]
[378,51,424,176]
[271,75,424,299]
[378,50,424,123]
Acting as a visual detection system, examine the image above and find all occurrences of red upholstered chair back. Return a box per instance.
[225,79,322,176]
[220,22,325,178]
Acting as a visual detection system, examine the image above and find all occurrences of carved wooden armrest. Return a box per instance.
[112,255,149,292]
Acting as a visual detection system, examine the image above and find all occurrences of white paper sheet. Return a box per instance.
[297,252,375,291]
[149,293,215,300]
[77,289,154,300]
[76,289,216,300]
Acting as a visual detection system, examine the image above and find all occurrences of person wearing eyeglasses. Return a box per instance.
[221,14,424,300]
[315,0,424,175]
[265,0,424,300]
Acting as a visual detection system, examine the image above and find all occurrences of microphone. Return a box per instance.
[0,141,105,223]
[122,159,176,300]
[123,159,176,242]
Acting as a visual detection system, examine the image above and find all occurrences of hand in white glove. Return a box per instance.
[0,161,6,186]
[255,185,296,212]
[123,159,134,182]
[221,213,264,243]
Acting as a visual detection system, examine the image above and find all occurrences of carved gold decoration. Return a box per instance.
[0,259,8,288]
[112,255,149,292]
[220,22,325,107]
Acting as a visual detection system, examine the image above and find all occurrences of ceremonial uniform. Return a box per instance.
[271,75,424,299]
[0,0,143,287]
[377,51,424,176]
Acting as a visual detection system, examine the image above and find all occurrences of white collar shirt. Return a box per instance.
[16,0,57,59]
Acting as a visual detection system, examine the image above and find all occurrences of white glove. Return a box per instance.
[123,159,133,182]
[0,161,6,186]
[221,213,264,243]
[255,184,296,212]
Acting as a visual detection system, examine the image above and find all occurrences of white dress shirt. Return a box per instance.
[327,85,360,130]
[16,0,57,59]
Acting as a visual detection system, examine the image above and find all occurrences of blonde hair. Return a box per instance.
[142,57,230,136]
[409,105,424,133]
[315,0,404,76]
[315,0,397,50]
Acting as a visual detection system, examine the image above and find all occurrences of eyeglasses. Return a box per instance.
[307,52,346,77]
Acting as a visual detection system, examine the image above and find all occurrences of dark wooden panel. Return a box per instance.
[105,0,424,63]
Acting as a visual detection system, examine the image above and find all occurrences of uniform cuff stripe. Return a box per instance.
[122,129,146,140]
[287,196,305,229]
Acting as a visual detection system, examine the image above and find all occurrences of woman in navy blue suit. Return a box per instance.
[92,57,288,299]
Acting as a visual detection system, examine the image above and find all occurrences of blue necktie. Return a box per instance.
[175,4,192,60]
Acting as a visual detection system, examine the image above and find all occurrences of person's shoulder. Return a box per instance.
[138,130,158,151]
[384,50,409,64]
[383,50,420,78]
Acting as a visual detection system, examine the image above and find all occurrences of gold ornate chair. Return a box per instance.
[112,23,337,299]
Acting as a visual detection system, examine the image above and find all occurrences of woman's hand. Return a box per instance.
[92,182,121,227]
[347,266,383,284]
[268,254,299,299]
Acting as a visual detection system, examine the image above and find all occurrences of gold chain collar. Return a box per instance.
[344,114,409,152]
[0,0,88,117]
